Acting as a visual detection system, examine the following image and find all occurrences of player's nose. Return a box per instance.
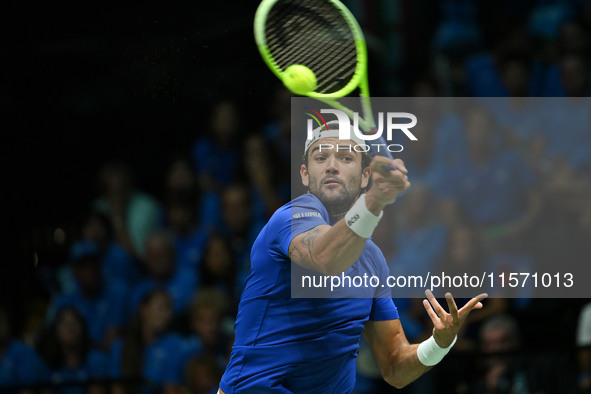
[324,155,339,173]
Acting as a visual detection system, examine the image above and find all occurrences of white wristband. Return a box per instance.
[416,335,457,366]
[344,194,383,238]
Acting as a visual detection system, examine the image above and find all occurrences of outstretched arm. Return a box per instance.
[289,157,409,275]
[363,291,487,388]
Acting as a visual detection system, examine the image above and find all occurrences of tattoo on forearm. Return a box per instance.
[289,227,321,270]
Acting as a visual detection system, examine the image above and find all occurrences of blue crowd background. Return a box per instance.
[4,0,591,393]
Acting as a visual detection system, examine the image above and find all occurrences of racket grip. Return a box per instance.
[368,130,396,170]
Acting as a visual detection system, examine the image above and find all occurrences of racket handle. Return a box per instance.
[366,128,396,169]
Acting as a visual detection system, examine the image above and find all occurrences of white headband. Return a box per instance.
[304,120,366,155]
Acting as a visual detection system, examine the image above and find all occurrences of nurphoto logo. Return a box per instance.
[306,109,418,153]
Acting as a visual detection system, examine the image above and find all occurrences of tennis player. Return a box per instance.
[218,122,487,393]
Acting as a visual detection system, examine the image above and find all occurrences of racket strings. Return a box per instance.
[265,0,358,94]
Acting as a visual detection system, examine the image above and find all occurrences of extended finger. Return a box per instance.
[422,298,441,325]
[445,292,459,322]
[425,289,447,318]
[459,293,488,316]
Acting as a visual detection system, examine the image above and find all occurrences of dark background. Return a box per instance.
[5,1,281,331]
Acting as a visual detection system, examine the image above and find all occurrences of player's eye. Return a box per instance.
[314,155,326,162]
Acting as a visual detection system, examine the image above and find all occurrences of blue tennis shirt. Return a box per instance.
[220,194,398,393]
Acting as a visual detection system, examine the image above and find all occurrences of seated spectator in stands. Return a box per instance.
[130,231,197,316]
[262,85,292,167]
[559,52,591,97]
[47,241,129,350]
[82,210,141,287]
[166,200,209,272]
[182,354,221,394]
[58,211,141,295]
[169,288,232,391]
[464,27,533,97]
[0,305,49,389]
[577,302,591,392]
[37,307,109,394]
[164,156,218,233]
[219,184,266,298]
[109,289,183,394]
[198,236,237,307]
[93,160,163,259]
[447,106,541,250]
[191,100,242,194]
[242,134,290,220]
[471,313,558,393]
[541,20,591,96]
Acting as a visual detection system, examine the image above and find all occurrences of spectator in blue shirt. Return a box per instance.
[47,241,130,351]
[191,100,242,194]
[93,160,163,259]
[198,236,237,308]
[164,156,218,238]
[130,231,197,316]
[37,306,109,394]
[170,288,232,391]
[109,289,183,394]
[447,106,542,248]
[219,184,266,300]
[0,305,49,389]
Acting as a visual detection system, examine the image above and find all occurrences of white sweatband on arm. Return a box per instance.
[416,335,457,366]
[345,194,383,238]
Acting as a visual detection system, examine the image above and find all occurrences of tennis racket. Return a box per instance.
[253,0,393,160]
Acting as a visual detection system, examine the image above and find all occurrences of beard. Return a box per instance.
[309,173,361,219]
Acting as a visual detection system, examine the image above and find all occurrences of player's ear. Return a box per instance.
[300,164,309,187]
[360,165,371,189]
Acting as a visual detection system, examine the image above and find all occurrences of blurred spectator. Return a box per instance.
[166,200,209,272]
[37,307,109,394]
[499,54,532,97]
[559,19,590,55]
[93,161,163,258]
[447,106,541,249]
[57,210,141,295]
[464,27,533,96]
[81,210,141,287]
[169,288,232,391]
[182,354,221,394]
[242,134,290,220]
[262,85,292,166]
[164,156,219,232]
[559,52,591,96]
[191,100,242,194]
[577,302,591,392]
[47,241,129,350]
[528,0,576,43]
[199,236,237,306]
[219,184,266,298]
[109,289,183,394]
[470,313,558,393]
[130,231,197,316]
[0,305,50,389]
[432,0,482,57]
